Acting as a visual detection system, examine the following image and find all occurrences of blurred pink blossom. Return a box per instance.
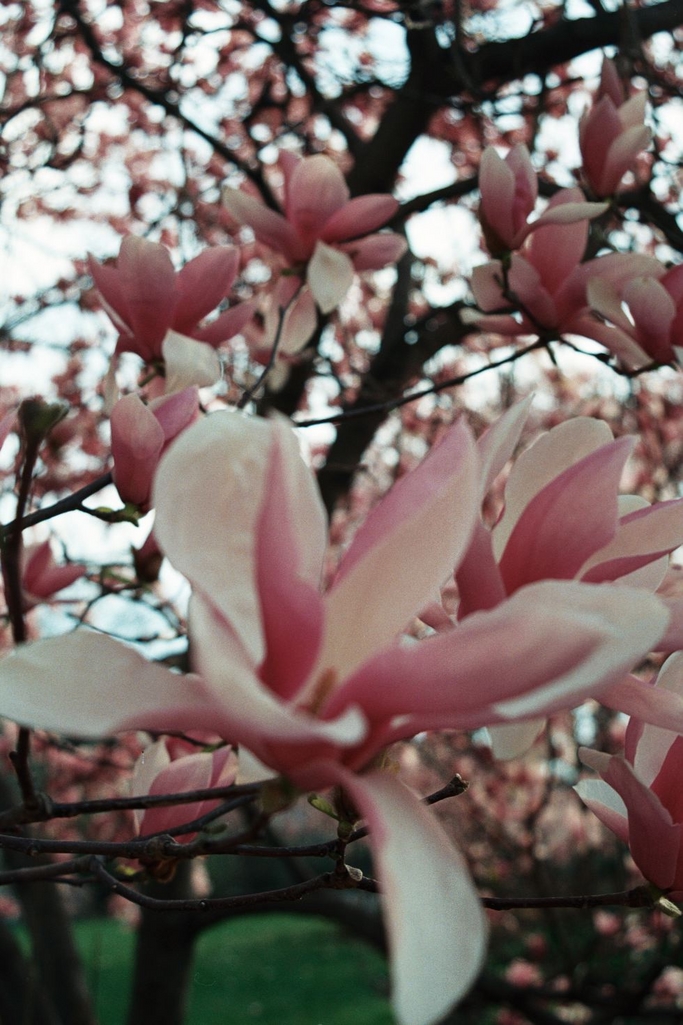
[478,145,606,255]
[223,153,407,314]
[89,237,255,391]
[579,58,651,197]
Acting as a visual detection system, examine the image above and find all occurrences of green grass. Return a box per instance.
[75,915,393,1025]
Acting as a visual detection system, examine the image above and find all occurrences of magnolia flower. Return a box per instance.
[0,413,675,1024]
[587,262,683,368]
[452,402,683,756]
[470,189,662,350]
[22,541,85,603]
[579,58,651,198]
[478,145,607,256]
[575,652,683,899]
[131,738,237,842]
[110,387,199,509]
[89,237,255,391]
[223,153,407,314]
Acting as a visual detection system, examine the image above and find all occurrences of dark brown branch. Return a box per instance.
[1,472,112,538]
[57,0,276,206]
[347,2,683,196]
[91,858,359,911]
[0,779,262,830]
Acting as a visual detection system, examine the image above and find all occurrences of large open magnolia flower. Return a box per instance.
[0,412,677,1024]
[452,402,683,756]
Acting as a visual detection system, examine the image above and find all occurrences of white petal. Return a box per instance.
[487,719,545,759]
[307,242,354,313]
[162,330,221,392]
[0,632,212,737]
[342,770,487,1025]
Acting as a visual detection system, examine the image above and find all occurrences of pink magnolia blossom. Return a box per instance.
[89,237,255,391]
[471,188,662,346]
[478,145,606,256]
[579,58,651,198]
[0,412,674,1023]
[22,541,85,603]
[575,651,683,899]
[223,153,407,314]
[451,402,683,756]
[586,262,683,367]
[131,738,237,842]
[110,386,199,509]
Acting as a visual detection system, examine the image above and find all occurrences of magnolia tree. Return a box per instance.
[3,1,683,1023]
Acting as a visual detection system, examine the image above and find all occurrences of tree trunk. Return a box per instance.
[125,863,198,1025]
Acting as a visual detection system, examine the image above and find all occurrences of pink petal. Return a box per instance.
[307,242,354,313]
[476,396,533,494]
[657,597,683,653]
[88,254,134,340]
[478,148,517,251]
[493,417,615,560]
[599,58,625,107]
[151,386,199,444]
[154,414,326,666]
[135,745,215,838]
[580,498,683,585]
[255,424,327,701]
[579,97,622,195]
[633,653,683,785]
[470,261,507,313]
[286,155,349,240]
[572,317,652,370]
[623,277,675,363]
[599,124,651,196]
[320,195,398,243]
[325,581,668,732]
[498,437,633,591]
[0,632,221,738]
[193,299,257,347]
[340,233,408,272]
[619,91,647,129]
[278,287,318,354]
[455,519,507,618]
[117,236,178,355]
[161,331,221,392]
[189,593,367,760]
[651,736,683,827]
[173,247,239,333]
[529,199,608,231]
[22,542,85,599]
[587,276,635,332]
[526,192,592,295]
[111,394,165,506]
[574,776,630,844]
[506,256,557,327]
[603,757,681,891]
[320,419,479,682]
[339,769,487,1025]
[469,313,526,337]
[600,671,683,738]
[662,263,683,306]
[223,188,300,261]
